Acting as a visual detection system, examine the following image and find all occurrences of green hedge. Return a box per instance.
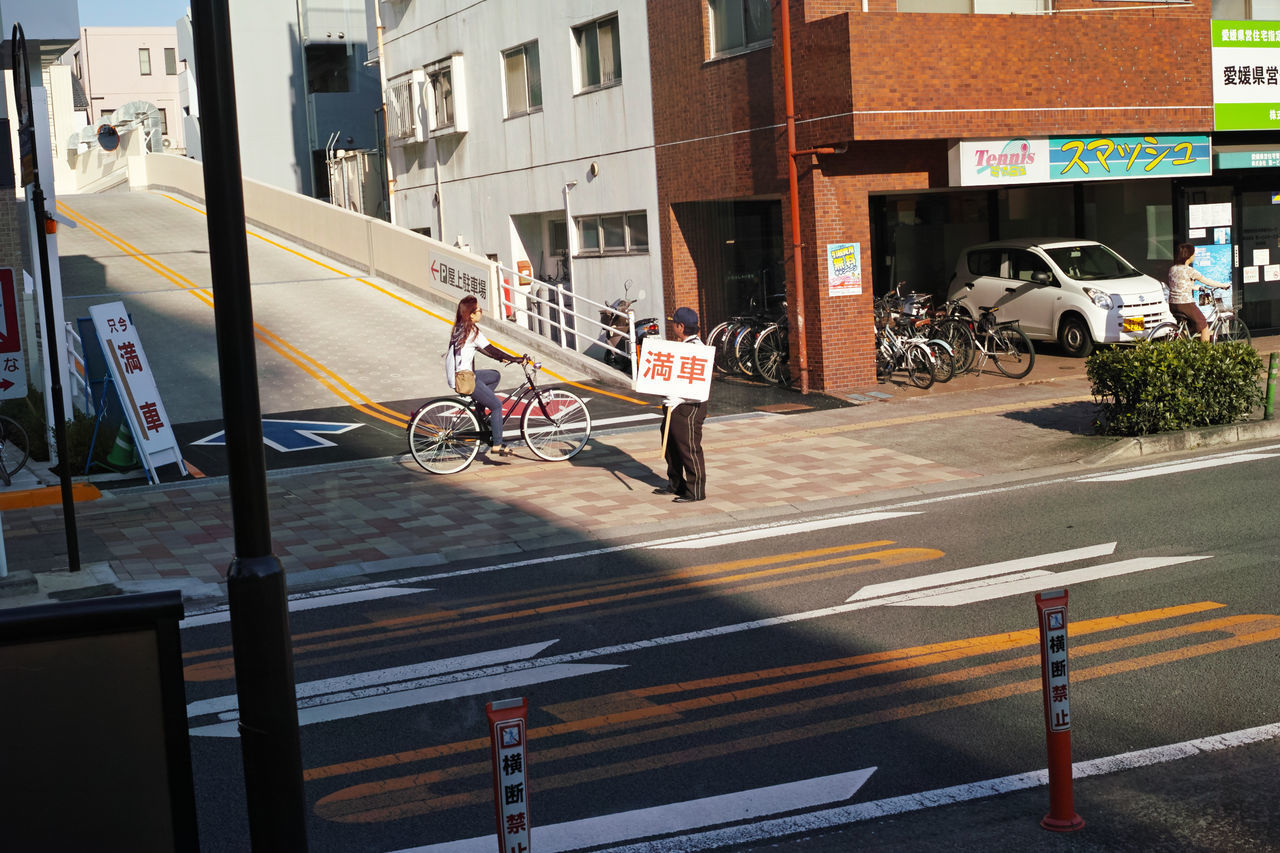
[1087,340,1264,436]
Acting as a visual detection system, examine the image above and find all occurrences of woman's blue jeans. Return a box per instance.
[470,368,504,446]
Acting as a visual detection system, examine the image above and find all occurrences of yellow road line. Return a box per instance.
[159,193,653,406]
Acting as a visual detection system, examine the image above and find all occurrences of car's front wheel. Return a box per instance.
[1057,313,1094,358]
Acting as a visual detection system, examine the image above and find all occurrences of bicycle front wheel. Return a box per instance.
[905,344,935,389]
[992,326,1035,379]
[933,319,976,374]
[522,389,592,461]
[730,325,758,376]
[924,339,955,383]
[706,322,733,374]
[0,415,29,483]
[408,400,481,474]
[753,324,788,385]
[1216,315,1251,345]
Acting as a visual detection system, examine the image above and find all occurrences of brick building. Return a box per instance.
[651,0,1277,393]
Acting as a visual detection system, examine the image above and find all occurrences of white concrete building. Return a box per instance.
[377,0,663,323]
[178,0,383,201]
[58,27,184,153]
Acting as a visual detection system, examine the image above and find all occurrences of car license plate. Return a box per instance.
[1123,317,1144,332]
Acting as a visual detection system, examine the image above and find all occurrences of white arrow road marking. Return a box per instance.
[600,722,1280,853]
[1079,451,1280,482]
[182,586,432,627]
[846,542,1117,602]
[652,511,920,550]
[187,641,560,719]
[886,555,1210,607]
[590,413,663,427]
[388,767,877,853]
[190,663,623,737]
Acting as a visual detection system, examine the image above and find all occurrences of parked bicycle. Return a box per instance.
[706,294,789,384]
[939,299,1035,378]
[408,357,591,474]
[874,306,939,389]
[0,414,29,487]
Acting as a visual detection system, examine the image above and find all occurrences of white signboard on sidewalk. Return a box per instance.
[89,301,186,482]
[633,339,714,402]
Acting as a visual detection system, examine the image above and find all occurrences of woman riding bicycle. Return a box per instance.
[444,295,522,456]
[1167,242,1218,343]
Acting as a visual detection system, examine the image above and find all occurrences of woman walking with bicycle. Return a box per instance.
[445,295,523,455]
[1167,243,1218,344]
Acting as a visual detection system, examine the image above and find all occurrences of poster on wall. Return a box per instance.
[827,243,862,296]
[1193,243,1235,308]
[1188,203,1233,229]
[1212,20,1280,131]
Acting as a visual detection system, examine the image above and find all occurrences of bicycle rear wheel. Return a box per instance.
[708,322,735,374]
[924,339,955,383]
[0,415,29,485]
[753,323,788,385]
[408,399,481,474]
[522,389,592,461]
[991,325,1035,379]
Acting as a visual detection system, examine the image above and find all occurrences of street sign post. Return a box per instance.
[1036,588,1085,832]
[487,697,531,853]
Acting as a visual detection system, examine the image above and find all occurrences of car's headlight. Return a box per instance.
[1082,287,1113,310]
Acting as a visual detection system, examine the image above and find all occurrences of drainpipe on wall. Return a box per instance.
[779,0,811,394]
[374,0,397,225]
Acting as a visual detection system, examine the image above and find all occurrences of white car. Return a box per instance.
[946,238,1173,357]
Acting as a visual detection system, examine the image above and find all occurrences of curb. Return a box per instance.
[1085,416,1280,465]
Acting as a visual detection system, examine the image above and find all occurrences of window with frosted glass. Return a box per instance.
[139,48,151,76]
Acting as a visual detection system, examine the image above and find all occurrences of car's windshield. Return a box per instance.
[1043,244,1139,281]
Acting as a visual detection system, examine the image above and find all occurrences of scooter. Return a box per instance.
[600,279,660,373]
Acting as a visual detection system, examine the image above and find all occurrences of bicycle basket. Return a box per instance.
[1198,291,1212,306]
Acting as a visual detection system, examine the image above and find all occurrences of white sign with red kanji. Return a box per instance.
[487,698,531,853]
[1040,601,1071,732]
[89,302,185,482]
[0,268,28,399]
[633,339,714,402]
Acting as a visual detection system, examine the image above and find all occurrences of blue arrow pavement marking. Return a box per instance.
[191,418,364,452]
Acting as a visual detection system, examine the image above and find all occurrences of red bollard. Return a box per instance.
[1036,589,1085,832]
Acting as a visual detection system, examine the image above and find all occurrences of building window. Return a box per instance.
[139,48,152,76]
[387,76,416,141]
[574,14,621,91]
[709,0,772,56]
[1213,0,1280,17]
[165,47,178,75]
[73,51,82,78]
[897,0,1049,11]
[577,210,649,255]
[100,109,114,124]
[159,108,169,135]
[429,66,454,129]
[306,43,350,93]
[503,41,542,117]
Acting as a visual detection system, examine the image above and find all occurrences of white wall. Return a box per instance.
[379,0,664,325]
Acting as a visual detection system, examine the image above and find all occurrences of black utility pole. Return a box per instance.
[10,25,80,572]
[190,3,308,849]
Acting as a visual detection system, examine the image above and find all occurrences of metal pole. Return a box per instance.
[190,3,307,849]
[10,25,80,572]
[1266,352,1277,421]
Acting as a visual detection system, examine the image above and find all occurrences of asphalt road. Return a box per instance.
[177,442,1280,852]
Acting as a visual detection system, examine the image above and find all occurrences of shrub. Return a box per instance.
[1087,340,1264,436]
[0,390,114,471]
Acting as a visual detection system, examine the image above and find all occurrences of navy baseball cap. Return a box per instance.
[669,307,699,329]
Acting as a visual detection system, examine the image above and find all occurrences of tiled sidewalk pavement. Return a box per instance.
[3,409,981,593]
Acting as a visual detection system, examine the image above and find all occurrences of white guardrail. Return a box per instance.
[496,266,638,383]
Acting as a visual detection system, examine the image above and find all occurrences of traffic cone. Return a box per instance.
[104,422,140,471]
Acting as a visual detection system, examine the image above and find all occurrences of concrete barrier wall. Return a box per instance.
[130,153,493,306]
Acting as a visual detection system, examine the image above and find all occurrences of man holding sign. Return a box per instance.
[647,306,709,503]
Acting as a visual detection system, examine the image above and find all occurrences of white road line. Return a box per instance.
[653,511,920,549]
[189,663,624,737]
[847,542,1116,601]
[591,413,663,427]
[181,586,431,627]
[1079,451,1280,482]
[600,722,1280,853]
[389,768,877,853]
[888,555,1210,607]
[187,640,558,718]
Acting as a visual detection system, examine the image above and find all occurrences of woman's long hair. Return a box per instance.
[450,295,479,353]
